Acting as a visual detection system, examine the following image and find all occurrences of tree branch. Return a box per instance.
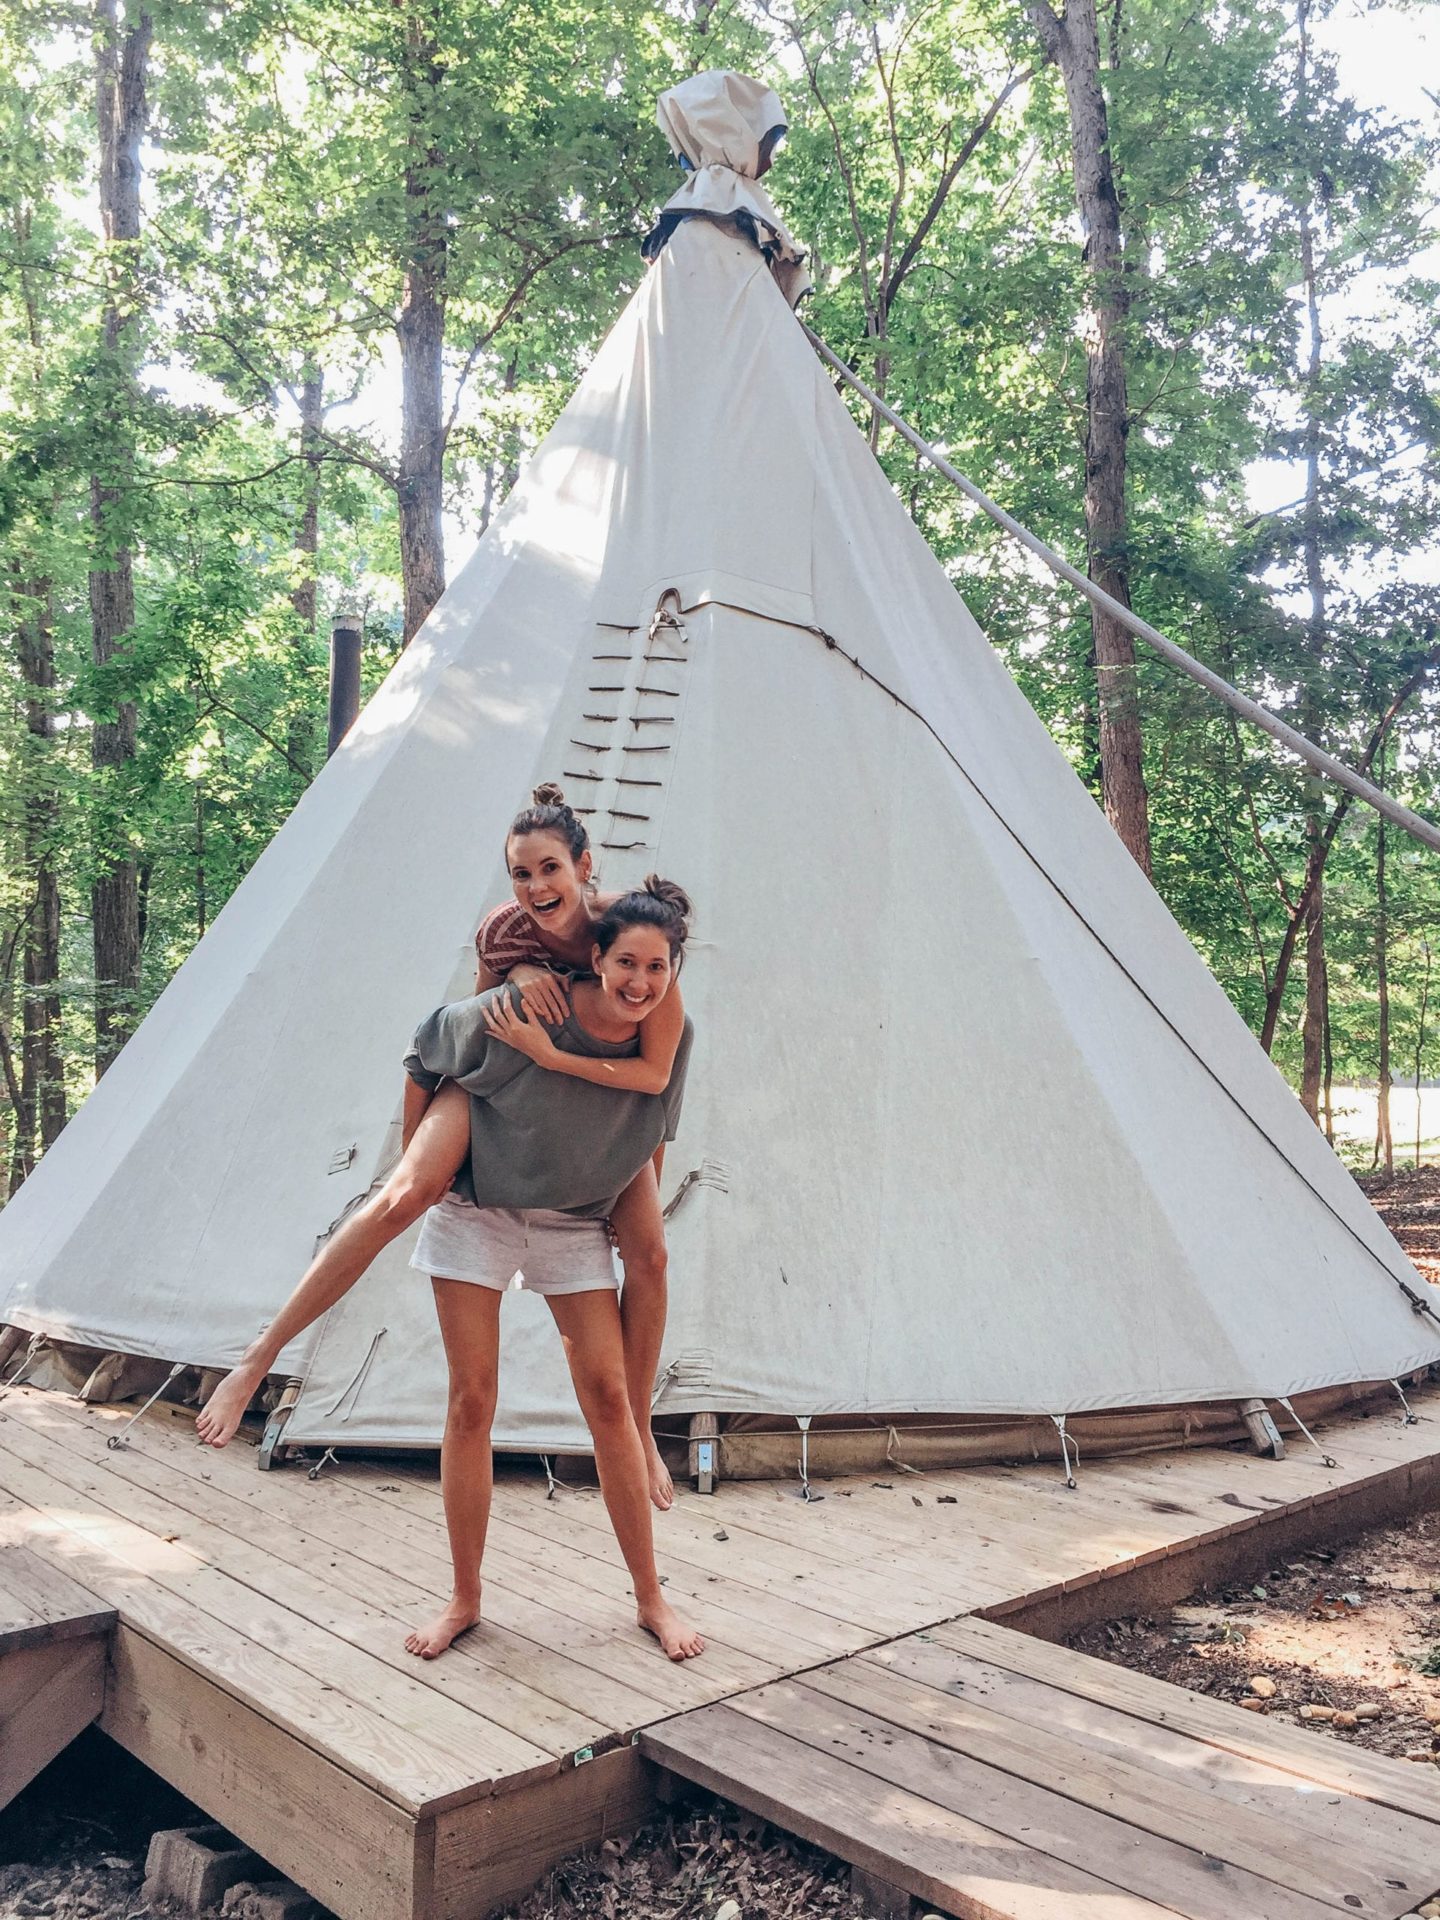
[883,65,1038,312]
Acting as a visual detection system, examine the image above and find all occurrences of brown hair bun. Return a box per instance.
[531,780,566,808]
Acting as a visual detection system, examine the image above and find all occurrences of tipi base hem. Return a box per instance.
[275,1378,1428,1471]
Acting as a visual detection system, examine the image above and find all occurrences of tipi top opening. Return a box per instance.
[645,70,810,306]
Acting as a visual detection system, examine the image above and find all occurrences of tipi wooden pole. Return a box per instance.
[803,325,1440,858]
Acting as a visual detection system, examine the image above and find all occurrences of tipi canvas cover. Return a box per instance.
[2,74,1435,1463]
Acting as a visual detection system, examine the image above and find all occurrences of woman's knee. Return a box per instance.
[573,1367,633,1431]
[377,1167,449,1225]
[446,1377,498,1434]
[618,1232,668,1286]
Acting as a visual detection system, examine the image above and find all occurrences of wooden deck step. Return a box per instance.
[1,1542,116,1808]
[643,1621,1440,1920]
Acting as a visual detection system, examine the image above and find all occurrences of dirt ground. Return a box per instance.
[4,1165,1437,1919]
[1358,1163,1440,1285]
[1070,1507,1440,1762]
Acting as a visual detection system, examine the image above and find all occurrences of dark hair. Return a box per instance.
[594,875,692,963]
[507,782,589,864]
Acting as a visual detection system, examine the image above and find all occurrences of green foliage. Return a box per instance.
[1,0,1438,1175]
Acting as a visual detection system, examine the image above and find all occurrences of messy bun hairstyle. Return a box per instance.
[594,875,692,964]
[507,782,589,863]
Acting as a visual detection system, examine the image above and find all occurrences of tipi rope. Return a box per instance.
[802,325,1440,858]
[692,593,1438,1335]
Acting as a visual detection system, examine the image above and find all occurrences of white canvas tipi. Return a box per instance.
[2,73,1435,1469]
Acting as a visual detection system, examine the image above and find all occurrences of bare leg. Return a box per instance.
[405,1279,502,1658]
[197,1083,472,1446]
[546,1289,703,1661]
[609,1162,673,1510]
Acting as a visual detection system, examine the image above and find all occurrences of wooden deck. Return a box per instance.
[2,1383,1439,1918]
[645,1615,1440,1918]
[1,1540,116,1810]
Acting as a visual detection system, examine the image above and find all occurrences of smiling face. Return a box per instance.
[506,829,592,937]
[592,923,676,1023]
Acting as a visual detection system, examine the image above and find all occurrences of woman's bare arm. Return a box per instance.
[483,984,685,1095]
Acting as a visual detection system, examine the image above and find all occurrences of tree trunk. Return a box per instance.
[290,365,323,781]
[1029,0,1152,875]
[1416,933,1432,1169]
[1375,772,1393,1176]
[1300,841,1325,1121]
[291,366,323,633]
[17,576,66,1170]
[89,0,151,1075]
[8,207,65,1175]
[396,13,447,646]
[1294,0,1328,1127]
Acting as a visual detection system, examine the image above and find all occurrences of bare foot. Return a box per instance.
[638,1596,704,1662]
[196,1359,268,1447]
[646,1434,674,1511]
[405,1595,481,1660]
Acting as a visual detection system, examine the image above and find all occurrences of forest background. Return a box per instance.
[2,0,1438,1196]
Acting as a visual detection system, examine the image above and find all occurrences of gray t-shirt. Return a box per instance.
[404,984,692,1218]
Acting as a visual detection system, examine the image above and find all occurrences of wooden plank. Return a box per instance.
[431,1744,660,1920]
[868,1631,1440,1886]
[937,1617,1440,1827]
[0,1405,553,1801]
[0,1478,481,1816]
[808,1651,1427,1916]
[362,1461,932,1636]
[91,1398,686,1729]
[0,1635,106,1807]
[729,1677,1340,1920]
[665,1477,1034,1603]
[0,1542,115,1653]
[105,1624,424,1920]
[643,1702,1182,1920]
[348,1455,905,1655]
[19,1389,630,1759]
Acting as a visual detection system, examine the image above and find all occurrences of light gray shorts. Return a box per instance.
[411,1194,619,1296]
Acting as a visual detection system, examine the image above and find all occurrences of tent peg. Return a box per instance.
[306,1446,338,1482]
[1277,1398,1338,1469]
[796,1414,823,1502]
[105,1362,186,1449]
[689,1412,719,1494]
[1237,1399,1286,1459]
[1050,1414,1078,1490]
[1390,1379,1419,1426]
